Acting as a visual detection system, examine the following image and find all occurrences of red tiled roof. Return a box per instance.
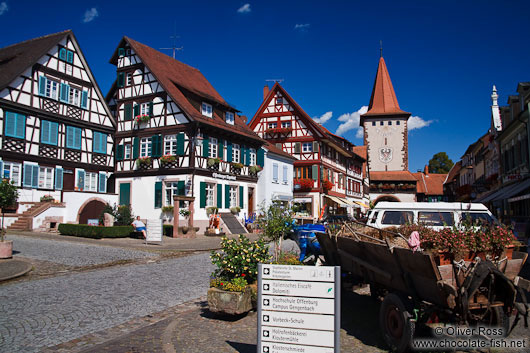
[362,57,410,117]
[352,146,367,160]
[369,171,417,181]
[122,37,262,142]
[444,161,462,184]
[265,142,297,161]
[412,172,447,195]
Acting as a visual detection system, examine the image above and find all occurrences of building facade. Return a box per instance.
[107,37,267,232]
[0,31,117,230]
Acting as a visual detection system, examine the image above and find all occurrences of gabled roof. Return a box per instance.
[444,160,462,184]
[412,172,447,195]
[265,142,297,161]
[0,30,71,91]
[361,57,410,118]
[111,37,262,142]
[369,170,417,182]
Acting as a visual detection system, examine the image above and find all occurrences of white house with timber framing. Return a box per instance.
[0,30,117,231]
[107,37,269,234]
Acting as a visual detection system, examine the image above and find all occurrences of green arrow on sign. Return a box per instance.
[328,288,332,293]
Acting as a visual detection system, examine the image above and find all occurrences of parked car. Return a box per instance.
[366,202,498,230]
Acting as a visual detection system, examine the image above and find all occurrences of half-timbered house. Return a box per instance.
[107,37,267,233]
[0,31,116,230]
[249,83,366,221]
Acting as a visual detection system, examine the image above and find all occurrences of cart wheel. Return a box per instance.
[469,307,510,336]
[379,293,415,353]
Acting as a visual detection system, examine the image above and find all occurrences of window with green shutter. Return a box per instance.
[217,184,222,208]
[133,104,139,117]
[313,141,319,153]
[118,48,125,57]
[294,142,301,154]
[124,103,132,121]
[225,184,230,208]
[176,133,185,155]
[93,131,107,154]
[119,183,131,205]
[257,148,264,167]
[81,91,88,109]
[227,142,233,162]
[218,139,224,159]
[200,182,206,208]
[154,181,162,208]
[239,186,244,208]
[66,126,82,150]
[312,165,318,181]
[116,144,124,161]
[98,173,107,193]
[40,120,59,146]
[117,73,124,88]
[4,111,26,139]
[149,102,154,117]
[151,134,162,158]
[132,137,140,159]
[202,135,209,158]
[55,168,63,190]
[60,83,69,103]
[177,180,185,195]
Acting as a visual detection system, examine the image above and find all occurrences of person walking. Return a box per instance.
[132,216,147,239]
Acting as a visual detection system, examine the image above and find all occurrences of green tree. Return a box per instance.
[0,179,19,241]
[428,152,454,174]
[255,201,294,261]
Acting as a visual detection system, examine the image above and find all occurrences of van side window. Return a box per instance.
[370,211,378,224]
[462,212,495,225]
[381,211,413,225]
[418,212,454,226]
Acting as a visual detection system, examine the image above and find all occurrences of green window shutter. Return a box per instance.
[245,146,251,166]
[60,83,69,103]
[149,101,154,117]
[116,144,124,161]
[294,142,301,154]
[200,182,206,208]
[257,148,265,167]
[154,181,162,208]
[133,104,139,117]
[217,184,222,208]
[119,183,131,205]
[81,91,88,109]
[239,186,244,208]
[41,120,50,144]
[177,180,185,195]
[176,133,185,155]
[202,135,209,158]
[312,165,318,181]
[16,114,26,139]
[118,48,125,57]
[132,137,140,159]
[243,146,249,166]
[227,142,233,162]
[55,168,63,190]
[117,73,124,88]
[66,51,74,64]
[38,76,46,96]
[31,165,39,188]
[225,184,230,208]
[151,134,162,157]
[98,173,107,193]
[124,103,132,121]
[218,139,224,159]
[313,141,319,153]
[23,164,33,187]
[59,48,67,60]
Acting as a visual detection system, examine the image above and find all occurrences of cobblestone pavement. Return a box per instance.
[0,253,214,353]
[9,234,156,266]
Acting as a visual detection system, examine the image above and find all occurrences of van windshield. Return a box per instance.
[418,212,454,226]
[461,212,496,225]
[381,211,413,225]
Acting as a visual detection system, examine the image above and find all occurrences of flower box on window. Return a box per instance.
[249,165,262,177]
[136,157,152,170]
[230,162,243,175]
[207,158,221,171]
[265,127,292,135]
[160,155,177,168]
[294,178,314,191]
[135,114,151,124]
[322,180,334,191]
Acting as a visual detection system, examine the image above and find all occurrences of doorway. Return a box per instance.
[248,187,254,216]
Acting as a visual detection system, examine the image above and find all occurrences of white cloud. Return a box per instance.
[313,111,332,124]
[408,115,433,130]
[335,106,368,138]
[83,8,98,23]
[0,2,8,16]
[294,23,310,30]
[237,3,251,13]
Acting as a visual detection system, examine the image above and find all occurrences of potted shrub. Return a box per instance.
[40,194,55,202]
[249,165,262,176]
[160,154,177,168]
[208,234,271,314]
[230,206,241,215]
[161,205,174,213]
[136,156,152,170]
[0,179,18,258]
[230,162,243,175]
[206,206,218,216]
[180,208,190,219]
[207,157,221,171]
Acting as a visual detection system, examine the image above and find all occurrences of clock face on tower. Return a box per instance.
[379,147,393,163]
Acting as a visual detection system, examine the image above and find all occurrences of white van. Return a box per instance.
[366,202,498,230]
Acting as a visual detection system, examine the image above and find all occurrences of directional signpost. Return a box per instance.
[257,264,340,353]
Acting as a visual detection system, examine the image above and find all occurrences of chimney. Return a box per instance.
[241,115,248,123]
[424,165,429,175]
[263,85,270,100]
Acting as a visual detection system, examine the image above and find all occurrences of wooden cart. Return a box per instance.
[316,223,530,352]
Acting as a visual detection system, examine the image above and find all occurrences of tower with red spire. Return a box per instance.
[361,57,411,172]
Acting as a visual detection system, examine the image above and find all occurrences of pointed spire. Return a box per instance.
[362,56,409,116]
[491,85,502,132]
[491,85,498,106]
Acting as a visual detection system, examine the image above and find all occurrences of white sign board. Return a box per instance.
[258,264,340,353]
[145,219,163,243]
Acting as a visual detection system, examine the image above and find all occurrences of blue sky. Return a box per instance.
[1,0,529,172]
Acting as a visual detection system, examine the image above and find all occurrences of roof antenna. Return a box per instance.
[160,22,183,59]
[380,40,383,58]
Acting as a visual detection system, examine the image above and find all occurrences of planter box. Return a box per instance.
[207,287,253,315]
[0,240,13,259]
[435,246,515,266]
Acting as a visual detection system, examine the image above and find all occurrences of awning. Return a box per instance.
[273,194,292,201]
[354,201,370,208]
[324,195,349,207]
[342,198,357,206]
[491,178,530,202]
[293,197,312,203]
[509,193,530,203]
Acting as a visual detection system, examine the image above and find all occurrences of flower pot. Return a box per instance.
[207,287,253,315]
[0,240,13,259]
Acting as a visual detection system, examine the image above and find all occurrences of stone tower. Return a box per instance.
[361,57,411,172]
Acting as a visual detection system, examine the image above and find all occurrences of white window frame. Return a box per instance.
[229,185,238,208]
[45,78,59,100]
[3,161,21,186]
[140,137,152,157]
[206,183,215,207]
[164,135,177,155]
[249,148,256,166]
[281,121,291,128]
[140,102,150,116]
[126,72,133,86]
[282,165,288,184]
[201,102,213,118]
[165,182,179,206]
[38,166,54,189]
[273,163,279,183]
[85,171,98,192]
[124,144,132,159]
[232,143,240,163]
[226,112,235,125]
[268,122,277,129]
[209,137,218,158]
[302,142,313,153]
[69,86,81,107]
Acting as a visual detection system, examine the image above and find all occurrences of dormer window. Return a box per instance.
[59,47,74,64]
[277,97,283,104]
[268,122,277,129]
[201,102,213,118]
[226,112,235,125]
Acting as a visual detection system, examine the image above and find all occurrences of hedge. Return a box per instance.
[58,224,134,239]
